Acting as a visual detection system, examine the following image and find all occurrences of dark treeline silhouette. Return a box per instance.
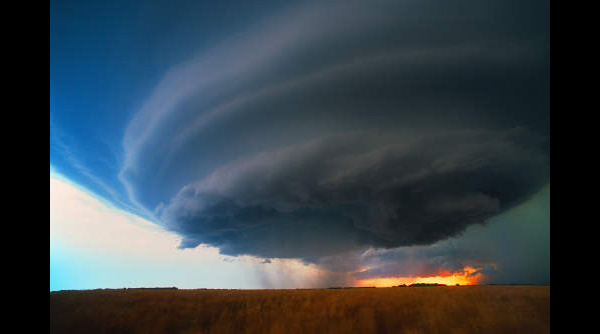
[124,287,178,290]
[327,286,377,289]
[393,283,448,288]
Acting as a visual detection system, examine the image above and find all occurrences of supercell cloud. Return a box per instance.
[118,0,549,265]
[159,128,548,260]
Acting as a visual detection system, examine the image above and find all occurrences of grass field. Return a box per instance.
[50,285,549,334]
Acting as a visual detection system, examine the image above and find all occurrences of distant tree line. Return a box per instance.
[393,283,449,288]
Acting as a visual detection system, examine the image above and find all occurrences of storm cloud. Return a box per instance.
[158,128,547,259]
[119,0,549,266]
[350,183,550,284]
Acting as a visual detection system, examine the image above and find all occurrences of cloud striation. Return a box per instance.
[119,0,550,269]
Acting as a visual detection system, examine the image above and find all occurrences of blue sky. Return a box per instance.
[50,0,549,290]
[50,0,292,218]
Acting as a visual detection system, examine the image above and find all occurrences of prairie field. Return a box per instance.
[50,285,549,334]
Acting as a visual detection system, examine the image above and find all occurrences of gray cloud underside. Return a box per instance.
[120,0,549,262]
[159,128,548,259]
[344,183,550,284]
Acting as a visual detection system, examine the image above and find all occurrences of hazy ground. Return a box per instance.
[50,285,549,334]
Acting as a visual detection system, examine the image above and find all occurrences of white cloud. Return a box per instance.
[50,172,327,290]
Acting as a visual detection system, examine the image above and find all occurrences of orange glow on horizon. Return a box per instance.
[357,266,483,287]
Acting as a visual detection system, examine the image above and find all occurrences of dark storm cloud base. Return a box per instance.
[160,128,548,260]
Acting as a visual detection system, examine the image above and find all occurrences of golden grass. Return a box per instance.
[50,285,549,334]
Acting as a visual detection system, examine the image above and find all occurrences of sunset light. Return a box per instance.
[357,266,484,287]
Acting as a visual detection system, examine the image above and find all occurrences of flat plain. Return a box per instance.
[50,285,550,334]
